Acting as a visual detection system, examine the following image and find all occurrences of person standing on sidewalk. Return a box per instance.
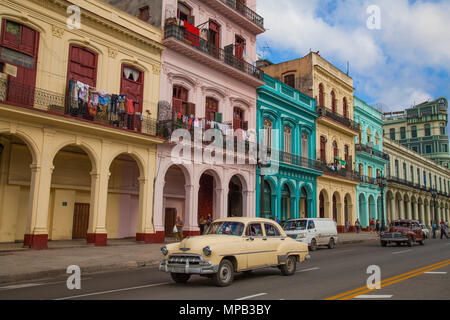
[355,219,361,233]
[175,216,184,242]
[369,218,375,233]
[345,220,350,232]
[440,221,449,239]
[376,219,380,233]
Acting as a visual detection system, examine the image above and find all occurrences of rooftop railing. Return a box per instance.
[217,0,264,28]
[164,24,264,81]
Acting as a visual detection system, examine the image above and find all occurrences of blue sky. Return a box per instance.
[256,0,450,131]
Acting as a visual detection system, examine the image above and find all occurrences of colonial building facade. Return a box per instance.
[0,0,164,248]
[256,75,321,221]
[262,52,360,232]
[383,97,450,168]
[354,96,389,229]
[384,137,450,227]
[107,0,265,241]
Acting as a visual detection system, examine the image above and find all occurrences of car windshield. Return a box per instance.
[391,221,411,228]
[205,221,245,236]
[283,220,307,230]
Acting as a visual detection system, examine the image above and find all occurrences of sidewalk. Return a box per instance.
[0,232,378,285]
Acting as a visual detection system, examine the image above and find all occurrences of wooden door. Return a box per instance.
[72,203,90,239]
[164,208,177,237]
[67,45,97,87]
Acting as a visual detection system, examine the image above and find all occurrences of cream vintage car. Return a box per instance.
[159,217,310,287]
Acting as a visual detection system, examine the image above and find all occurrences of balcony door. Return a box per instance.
[67,44,97,87]
[120,64,144,131]
[1,19,40,107]
[208,20,220,57]
[320,136,327,162]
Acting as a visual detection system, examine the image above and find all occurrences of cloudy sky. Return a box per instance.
[256,0,450,128]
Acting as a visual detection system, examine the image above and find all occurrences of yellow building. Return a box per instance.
[262,52,360,231]
[0,0,165,249]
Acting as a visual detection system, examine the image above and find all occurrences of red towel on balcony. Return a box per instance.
[183,20,199,47]
[126,98,134,115]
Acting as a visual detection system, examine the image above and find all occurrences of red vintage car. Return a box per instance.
[380,220,425,247]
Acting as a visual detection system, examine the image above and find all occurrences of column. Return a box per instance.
[86,167,109,246]
[24,129,55,250]
[183,183,200,237]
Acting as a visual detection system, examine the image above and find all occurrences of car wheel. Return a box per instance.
[407,237,414,247]
[212,259,234,287]
[328,238,335,249]
[419,238,425,246]
[170,273,191,284]
[310,239,317,251]
[280,255,297,276]
[381,241,387,247]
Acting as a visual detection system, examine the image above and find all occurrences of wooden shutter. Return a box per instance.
[242,121,248,130]
[187,102,195,116]
[233,118,241,130]
[187,15,195,26]
[172,98,183,113]
[214,112,223,123]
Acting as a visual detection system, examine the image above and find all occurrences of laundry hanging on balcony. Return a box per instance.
[181,20,199,47]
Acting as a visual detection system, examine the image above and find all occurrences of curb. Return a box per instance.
[0,260,161,285]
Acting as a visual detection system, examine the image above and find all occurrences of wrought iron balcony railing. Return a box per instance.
[218,0,264,28]
[359,175,378,185]
[356,144,390,161]
[316,160,361,181]
[316,105,360,132]
[164,24,264,81]
[278,151,323,171]
[0,79,169,138]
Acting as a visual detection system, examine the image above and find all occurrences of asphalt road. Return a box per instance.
[0,238,449,300]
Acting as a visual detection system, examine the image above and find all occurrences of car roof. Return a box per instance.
[213,217,280,224]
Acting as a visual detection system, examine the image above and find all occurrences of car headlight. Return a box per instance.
[161,246,168,256]
[203,246,212,256]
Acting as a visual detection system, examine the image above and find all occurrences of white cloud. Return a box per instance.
[257,0,450,110]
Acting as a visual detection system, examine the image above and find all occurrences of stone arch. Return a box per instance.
[197,167,223,221]
[299,183,313,218]
[280,180,295,221]
[344,193,353,226]
[319,188,330,219]
[368,194,376,221]
[0,128,39,165]
[332,191,342,224]
[50,139,100,173]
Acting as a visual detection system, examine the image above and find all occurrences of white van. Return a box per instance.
[283,218,338,251]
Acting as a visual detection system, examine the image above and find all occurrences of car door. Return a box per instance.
[263,223,283,265]
[245,223,269,269]
[412,222,422,240]
[307,220,319,244]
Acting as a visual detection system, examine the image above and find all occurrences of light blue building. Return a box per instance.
[354,96,389,228]
[256,75,322,221]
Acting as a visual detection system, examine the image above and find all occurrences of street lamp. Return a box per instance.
[431,188,438,238]
[376,173,387,232]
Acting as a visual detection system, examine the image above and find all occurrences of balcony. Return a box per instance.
[0,79,168,138]
[196,0,264,34]
[316,105,360,133]
[163,23,264,87]
[356,144,390,161]
[316,160,361,181]
[359,175,378,185]
[277,151,323,172]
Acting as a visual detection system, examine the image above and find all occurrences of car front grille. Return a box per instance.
[168,255,202,265]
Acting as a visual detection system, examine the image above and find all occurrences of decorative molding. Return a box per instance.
[108,47,118,59]
[51,25,64,38]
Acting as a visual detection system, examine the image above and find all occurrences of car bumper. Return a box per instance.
[159,259,219,274]
[381,233,407,242]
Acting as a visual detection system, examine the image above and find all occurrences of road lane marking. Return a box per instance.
[296,267,320,273]
[392,249,411,254]
[325,259,450,300]
[424,272,447,274]
[354,295,393,299]
[235,293,267,300]
[0,283,43,290]
[54,282,170,300]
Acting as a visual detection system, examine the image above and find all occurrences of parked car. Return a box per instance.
[420,224,430,239]
[380,220,425,247]
[283,218,338,251]
[159,217,310,287]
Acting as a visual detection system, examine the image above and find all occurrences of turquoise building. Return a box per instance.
[354,96,389,228]
[256,75,322,220]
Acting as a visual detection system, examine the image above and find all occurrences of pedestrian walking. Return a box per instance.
[432,221,437,239]
[345,220,350,232]
[355,219,361,233]
[369,218,375,233]
[175,216,184,242]
[376,219,380,233]
[440,221,449,239]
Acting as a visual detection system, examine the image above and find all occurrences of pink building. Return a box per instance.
[106,0,265,242]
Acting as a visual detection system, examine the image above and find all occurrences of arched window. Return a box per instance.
[320,136,327,162]
[318,83,324,107]
[331,91,336,113]
[283,125,292,153]
[263,118,273,149]
[301,132,309,159]
[343,97,348,118]
[333,141,339,163]
[367,127,372,144]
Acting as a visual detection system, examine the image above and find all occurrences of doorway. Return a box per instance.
[72,203,90,239]
[164,208,177,237]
